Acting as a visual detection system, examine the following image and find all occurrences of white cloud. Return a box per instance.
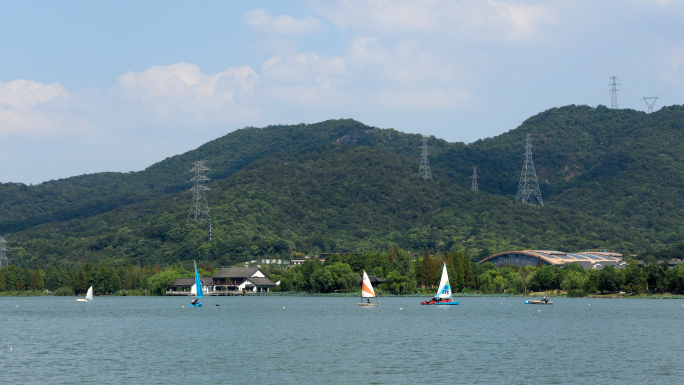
[256,37,472,112]
[262,53,345,82]
[489,1,554,38]
[116,63,256,103]
[317,0,555,42]
[0,80,76,136]
[111,63,261,126]
[629,0,677,5]
[0,79,68,109]
[245,9,324,35]
[346,37,463,84]
[258,52,348,107]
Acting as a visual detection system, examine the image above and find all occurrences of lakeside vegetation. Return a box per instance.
[3,245,684,297]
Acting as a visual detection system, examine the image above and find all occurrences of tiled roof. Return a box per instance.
[244,277,277,287]
[368,275,386,284]
[213,266,260,279]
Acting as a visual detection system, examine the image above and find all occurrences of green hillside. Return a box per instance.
[2,105,683,269]
[0,119,371,233]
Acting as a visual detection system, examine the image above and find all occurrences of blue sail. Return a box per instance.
[438,283,451,297]
[194,260,204,299]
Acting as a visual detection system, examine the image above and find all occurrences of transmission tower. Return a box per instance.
[643,96,659,113]
[0,236,9,269]
[470,166,481,193]
[418,136,432,180]
[515,134,544,206]
[187,161,212,225]
[609,76,620,109]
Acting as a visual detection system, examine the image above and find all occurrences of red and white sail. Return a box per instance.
[361,270,376,298]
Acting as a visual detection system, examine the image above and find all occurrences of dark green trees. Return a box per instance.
[417,250,437,288]
[532,266,558,292]
[598,266,622,293]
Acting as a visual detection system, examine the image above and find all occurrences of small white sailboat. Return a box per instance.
[190,261,203,307]
[77,286,93,302]
[357,270,379,306]
[421,263,459,305]
[525,298,553,305]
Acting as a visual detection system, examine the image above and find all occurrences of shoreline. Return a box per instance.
[3,291,683,299]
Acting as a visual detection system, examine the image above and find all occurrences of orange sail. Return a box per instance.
[361,270,376,298]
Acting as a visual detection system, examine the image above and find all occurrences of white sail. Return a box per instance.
[435,263,451,299]
[361,271,376,298]
[85,286,94,301]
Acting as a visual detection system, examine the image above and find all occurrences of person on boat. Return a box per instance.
[191,298,198,305]
[543,296,548,304]
[367,299,370,303]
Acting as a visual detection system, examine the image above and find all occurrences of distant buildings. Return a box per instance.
[291,256,326,265]
[168,266,276,295]
[169,277,213,294]
[480,249,627,270]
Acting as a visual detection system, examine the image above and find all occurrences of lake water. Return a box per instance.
[2,296,683,384]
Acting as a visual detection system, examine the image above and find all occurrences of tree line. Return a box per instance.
[0,262,159,296]
[270,248,684,295]
[3,247,684,296]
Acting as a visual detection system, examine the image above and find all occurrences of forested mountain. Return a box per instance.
[0,119,371,234]
[1,105,682,269]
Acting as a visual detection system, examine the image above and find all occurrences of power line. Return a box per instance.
[188,160,212,227]
[0,236,9,269]
[515,134,543,206]
[470,166,481,193]
[643,96,659,113]
[418,136,432,180]
[609,76,620,109]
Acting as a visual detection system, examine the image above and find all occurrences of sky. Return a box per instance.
[1,0,683,185]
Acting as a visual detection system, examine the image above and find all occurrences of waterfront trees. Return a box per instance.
[598,266,622,292]
[3,245,684,296]
[417,250,437,289]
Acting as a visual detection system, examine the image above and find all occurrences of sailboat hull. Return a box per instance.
[190,303,202,307]
[421,299,459,305]
[356,302,380,306]
[525,300,553,305]
[76,299,87,302]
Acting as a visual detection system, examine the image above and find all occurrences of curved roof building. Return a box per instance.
[479,249,625,270]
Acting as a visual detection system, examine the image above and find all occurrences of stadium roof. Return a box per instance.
[480,250,624,267]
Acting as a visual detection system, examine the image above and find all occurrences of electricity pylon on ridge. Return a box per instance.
[470,166,481,193]
[419,136,432,180]
[515,134,544,206]
[187,161,212,226]
[609,76,620,109]
[643,96,659,113]
[0,236,9,269]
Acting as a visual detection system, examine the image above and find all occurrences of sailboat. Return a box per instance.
[77,286,93,302]
[421,263,459,305]
[356,270,380,306]
[190,260,203,307]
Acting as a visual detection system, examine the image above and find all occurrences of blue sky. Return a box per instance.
[1,0,683,184]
